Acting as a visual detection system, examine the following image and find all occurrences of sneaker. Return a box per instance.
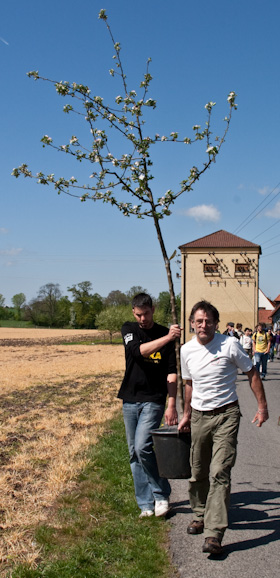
[155,500,170,517]
[261,375,266,380]
[139,510,154,519]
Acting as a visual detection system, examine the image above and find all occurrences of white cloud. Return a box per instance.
[0,248,23,256]
[0,37,9,46]
[237,184,274,196]
[181,204,221,222]
[258,186,271,196]
[0,227,8,235]
[3,261,14,267]
[265,201,280,218]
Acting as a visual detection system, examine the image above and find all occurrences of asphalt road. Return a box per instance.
[168,360,280,578]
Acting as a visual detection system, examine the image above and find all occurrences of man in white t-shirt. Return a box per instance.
[178,300,268,555]
[240,327,253,358]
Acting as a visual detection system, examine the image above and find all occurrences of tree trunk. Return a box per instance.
[152,215,184,416]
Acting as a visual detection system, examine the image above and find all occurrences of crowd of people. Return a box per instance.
[118,293,270,556]
[221,320,280,379]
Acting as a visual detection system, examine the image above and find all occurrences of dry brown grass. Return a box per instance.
[0,328,125,574]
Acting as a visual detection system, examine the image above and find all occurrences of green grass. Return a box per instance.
[0,320,34,328]
[11,415,174,578]
[0,322,123,342]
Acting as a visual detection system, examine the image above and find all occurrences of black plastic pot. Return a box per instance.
[151,425,191,479]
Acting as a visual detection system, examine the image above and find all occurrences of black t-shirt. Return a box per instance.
[118,321,177,404]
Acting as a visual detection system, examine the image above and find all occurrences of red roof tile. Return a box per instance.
[179,230,261,252]
[270,303,280,317]
[274,294,280,302]
[258,309,273,325]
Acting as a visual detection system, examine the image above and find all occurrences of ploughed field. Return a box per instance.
[0,328,125,573]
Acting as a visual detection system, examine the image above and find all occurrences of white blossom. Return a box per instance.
[227,91,236,103]
[206,146,218,155]
[205,101,216,111]
[42,135,52,143]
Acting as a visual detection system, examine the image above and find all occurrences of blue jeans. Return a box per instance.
[122,401,171,511]
[254,352,268,377]
[269,347,274,361]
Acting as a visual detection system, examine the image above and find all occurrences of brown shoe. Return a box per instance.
[202,537,222,554]
[187,519,204,534]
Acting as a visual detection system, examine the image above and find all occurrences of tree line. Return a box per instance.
[0,283,180,336]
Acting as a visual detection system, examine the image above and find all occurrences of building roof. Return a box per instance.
[258,309,273,326]
[179,230,261,253]
[269,303,280,319]
[274,294,280,302]
[259,289,275,310]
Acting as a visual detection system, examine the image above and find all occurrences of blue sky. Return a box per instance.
[1,0,280,306]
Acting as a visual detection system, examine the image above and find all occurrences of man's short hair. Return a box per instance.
[227,322,234,327]
[189,300,220,324]
[132,293,153,309]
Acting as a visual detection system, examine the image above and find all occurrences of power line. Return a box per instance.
[251,218,280,241]
[261,249,280,258]
[262,241,280,251]
[233,182,280,236]
[261,232,280,246]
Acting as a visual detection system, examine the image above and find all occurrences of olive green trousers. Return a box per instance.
[189,404,241,541]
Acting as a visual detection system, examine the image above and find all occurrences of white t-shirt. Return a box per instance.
[240,334,252,350]
[180,333,253,411]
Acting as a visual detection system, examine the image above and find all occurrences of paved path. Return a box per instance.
[169,360,280,578]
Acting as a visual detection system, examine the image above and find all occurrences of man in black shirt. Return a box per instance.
[223,321,240,339]
[118,293,181,518]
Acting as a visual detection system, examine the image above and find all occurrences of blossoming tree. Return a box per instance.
[12,9,237,405]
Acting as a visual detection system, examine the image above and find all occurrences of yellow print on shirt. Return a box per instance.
[149,351,162,364]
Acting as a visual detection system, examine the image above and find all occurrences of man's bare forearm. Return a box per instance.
[178,380,192,431]
[247,367,267,407]
[139,324,181,357]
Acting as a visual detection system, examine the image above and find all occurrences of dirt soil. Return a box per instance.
[0,328,125,573]
[0,328,124,392]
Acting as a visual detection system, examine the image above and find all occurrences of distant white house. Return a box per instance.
[258,289,274,310]
[258,289,280,329]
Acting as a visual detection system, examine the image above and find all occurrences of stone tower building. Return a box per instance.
[179,230,261,342]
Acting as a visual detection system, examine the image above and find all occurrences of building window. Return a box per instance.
[235,263,250,276]
[203,263,219,275]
